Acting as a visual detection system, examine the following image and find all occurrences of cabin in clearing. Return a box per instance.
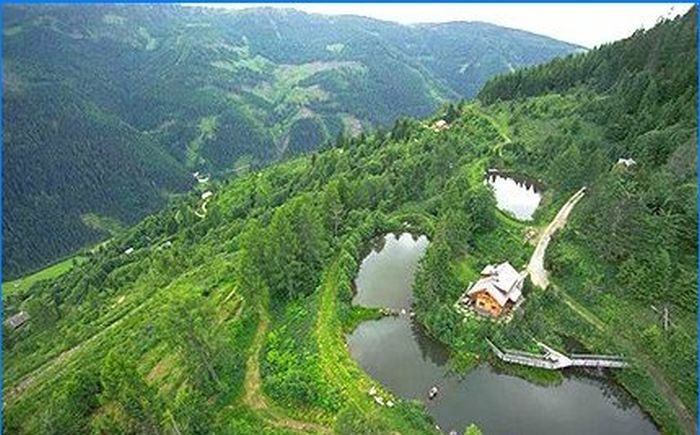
[459,262,524,318]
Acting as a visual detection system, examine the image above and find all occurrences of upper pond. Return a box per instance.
[485,171,543,221]
[347,233,658,435]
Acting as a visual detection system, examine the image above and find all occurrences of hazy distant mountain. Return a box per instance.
[2,4,580,277]
[3,8,696,435]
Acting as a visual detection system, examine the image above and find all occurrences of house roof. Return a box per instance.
[6,311,29,329]
[480,265,496,275]
[617,158,637,167]
[468,262,524,307]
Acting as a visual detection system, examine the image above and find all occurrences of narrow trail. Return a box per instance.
[527,187,586,289]
[316,266,374,414]
[313,264,422,432]
[242,301,331,434]
[243,307,269,411]
[526,187,696,434]
[194,196,212,219]
[5,298,150,404]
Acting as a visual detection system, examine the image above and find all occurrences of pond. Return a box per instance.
[485,170,543,221]
[351,232,429,310]
[347,233,658,435]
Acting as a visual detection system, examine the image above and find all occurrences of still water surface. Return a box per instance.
[486,171,542,221]
[347,233,658,435]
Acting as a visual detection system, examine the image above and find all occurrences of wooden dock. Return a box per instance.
[486,339,628,370]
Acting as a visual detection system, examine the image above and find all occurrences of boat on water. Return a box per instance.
[428,386,439,400]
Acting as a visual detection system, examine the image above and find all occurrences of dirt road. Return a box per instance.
[242,301,331,434]
[527,187,586,289]
[526,187,696,433]
[194,195,212,219]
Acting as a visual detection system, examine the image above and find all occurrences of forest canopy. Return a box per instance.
[2,6,697,435]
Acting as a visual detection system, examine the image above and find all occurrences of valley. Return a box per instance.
[2,4,580,278]
[2,6,697,435]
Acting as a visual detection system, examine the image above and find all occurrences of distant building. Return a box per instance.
[616,158,637,167]
[432,119,450,131]
[124,247,135,255]
[459,262,524,318]
[201,191,213,200]
[5,311,29,330]
[193,172,210,183]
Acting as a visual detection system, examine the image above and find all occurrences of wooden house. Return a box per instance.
[461,262,524,317]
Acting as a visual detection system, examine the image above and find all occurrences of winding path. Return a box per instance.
[527,187,586,289]
[242,298,331,434]
[524,186,696,434]
[194,195,212,219]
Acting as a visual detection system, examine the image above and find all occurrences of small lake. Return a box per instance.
[485,171,542,221]
[352,233,429,310]
[347,233,658,435]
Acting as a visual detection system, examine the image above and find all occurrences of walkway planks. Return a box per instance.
[486,339,628,370]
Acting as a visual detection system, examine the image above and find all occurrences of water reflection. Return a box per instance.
[486,171,543,220]
[412,320,449,367]
[352,233,429,309]
[347,233,658,435]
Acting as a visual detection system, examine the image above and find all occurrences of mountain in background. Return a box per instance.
[2,4,581,278]
[3,8,695,434]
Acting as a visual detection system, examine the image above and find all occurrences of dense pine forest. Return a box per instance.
[2,6,696,435]
[2,4,580,278]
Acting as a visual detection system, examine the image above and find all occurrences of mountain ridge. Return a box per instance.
[3,4,580,278]
[2,8,696,434]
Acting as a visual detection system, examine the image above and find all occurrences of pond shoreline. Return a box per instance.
[346,232,659,435]
[485,169,543,221]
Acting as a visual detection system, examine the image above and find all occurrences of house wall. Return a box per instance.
[471,291,503,317]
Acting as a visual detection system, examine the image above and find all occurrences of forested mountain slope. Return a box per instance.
[2,4,580,278]
[472,7,697,432]
[4,8,696,434]
[478,6,697,318]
